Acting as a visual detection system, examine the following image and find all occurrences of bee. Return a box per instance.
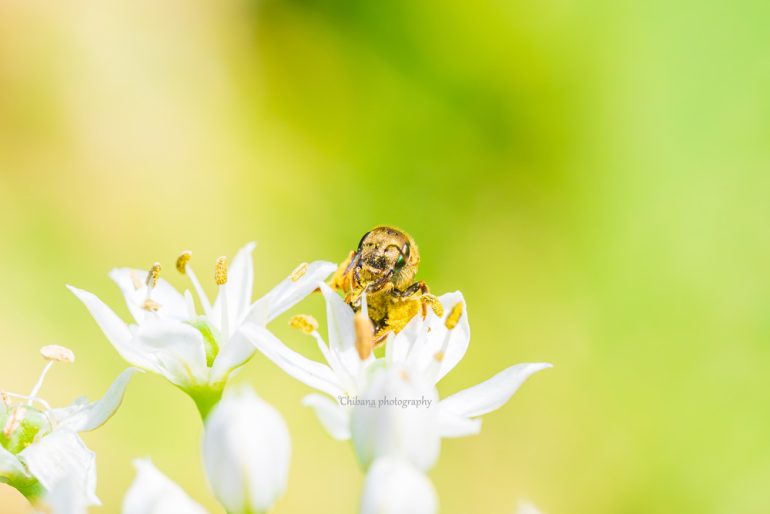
[330,226,444,346]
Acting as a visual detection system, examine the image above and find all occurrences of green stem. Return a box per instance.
[188,385,224,420]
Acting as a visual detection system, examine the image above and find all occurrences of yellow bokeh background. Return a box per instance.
[1,0,769,512]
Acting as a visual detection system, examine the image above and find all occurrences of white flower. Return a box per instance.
[68,242,336,416]
[245,282,551,470]
[202,386,290,514]
[350,365,440,471]
[0,349,136,508]
[122,459,208,514]
[360,457,437,514]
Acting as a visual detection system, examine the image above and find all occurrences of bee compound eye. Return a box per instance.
[402,243,411,260]
[395,254,405,269]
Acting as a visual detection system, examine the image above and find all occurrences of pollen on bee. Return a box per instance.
[40,344,75,363]
[354,312,374,360]
[146,263,161,288]
[176,251,192,274]
[290,314,318,334]
[444,302,464,330]
[290,262,308,282]
[215,256,228,285]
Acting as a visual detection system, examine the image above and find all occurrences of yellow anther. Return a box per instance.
[354,312,374,360]
[291,262,308,282]
[399,369,411,382]
[40,345,75,364]
[215,256,228,286]
[176,251,192,274]
[434,351,445,363]
[142,299,162,312]
[290,314,319,334]
[444,302,464,330]
[146,263,161,288]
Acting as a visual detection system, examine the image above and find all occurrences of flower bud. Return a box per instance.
[202,386,290,514]
[360,457,437,514]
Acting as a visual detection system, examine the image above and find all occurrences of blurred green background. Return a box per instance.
[1,0,769,512]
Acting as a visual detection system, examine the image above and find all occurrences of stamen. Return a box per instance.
[290,314,318,335]
[176,251,192,274]
[215,256,228,285]
[290,262,308,282]
[444,302,464,330]
[3,406,23,438]
[40,344,75,363]
[143,263,163,311]
[142,299,161,311]
[146,262,161,288]
[354,312,374,360]
[176,250,212,316]
[216,256,229,337]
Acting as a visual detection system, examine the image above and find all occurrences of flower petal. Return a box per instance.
[132,320,209,389]
[19,430,99,507]
[405,291,470,384]
[360,457,438,514]
[211,242,256,338]
[209,325,258,385]
[203,387,290,514]
[440,363,552,419]
[67,285,159,373]
[109,268,188,323]
[246,261,337,325]
[123,459,208,514]
[0,445,28,481]
[302,393,351,440]
[437,407,482,438]
[52,368,140,433]
[242,323,344,397]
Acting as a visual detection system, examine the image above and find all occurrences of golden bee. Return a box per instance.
[330,226,443,346]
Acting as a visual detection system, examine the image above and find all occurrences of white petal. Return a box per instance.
[44,476,89,514]
[211,242,256,337]
[19,430,99,507]
[437,407,482,438]
[405,291,470,383]
[209,326,257,385]
[0,445,28,481]
[52,368,139,433]
[122,459,208,514]
[246,261,337,325]
[243,323,344,397]
[441,363,552,419]
[132,320,209,389]
[68,286,160,372]
[360,457,437,514]
[302,393,351,440]
[318,283,367,381]
[203,386,290,514]
[318,282,354,351]
[351,365,440,471]
[109,268,189,324]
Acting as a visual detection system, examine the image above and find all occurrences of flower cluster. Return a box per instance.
[2,241,551,514]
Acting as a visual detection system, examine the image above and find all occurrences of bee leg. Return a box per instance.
[329,250,356,291]
[393,281,428,298]
[421,293,444,317]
